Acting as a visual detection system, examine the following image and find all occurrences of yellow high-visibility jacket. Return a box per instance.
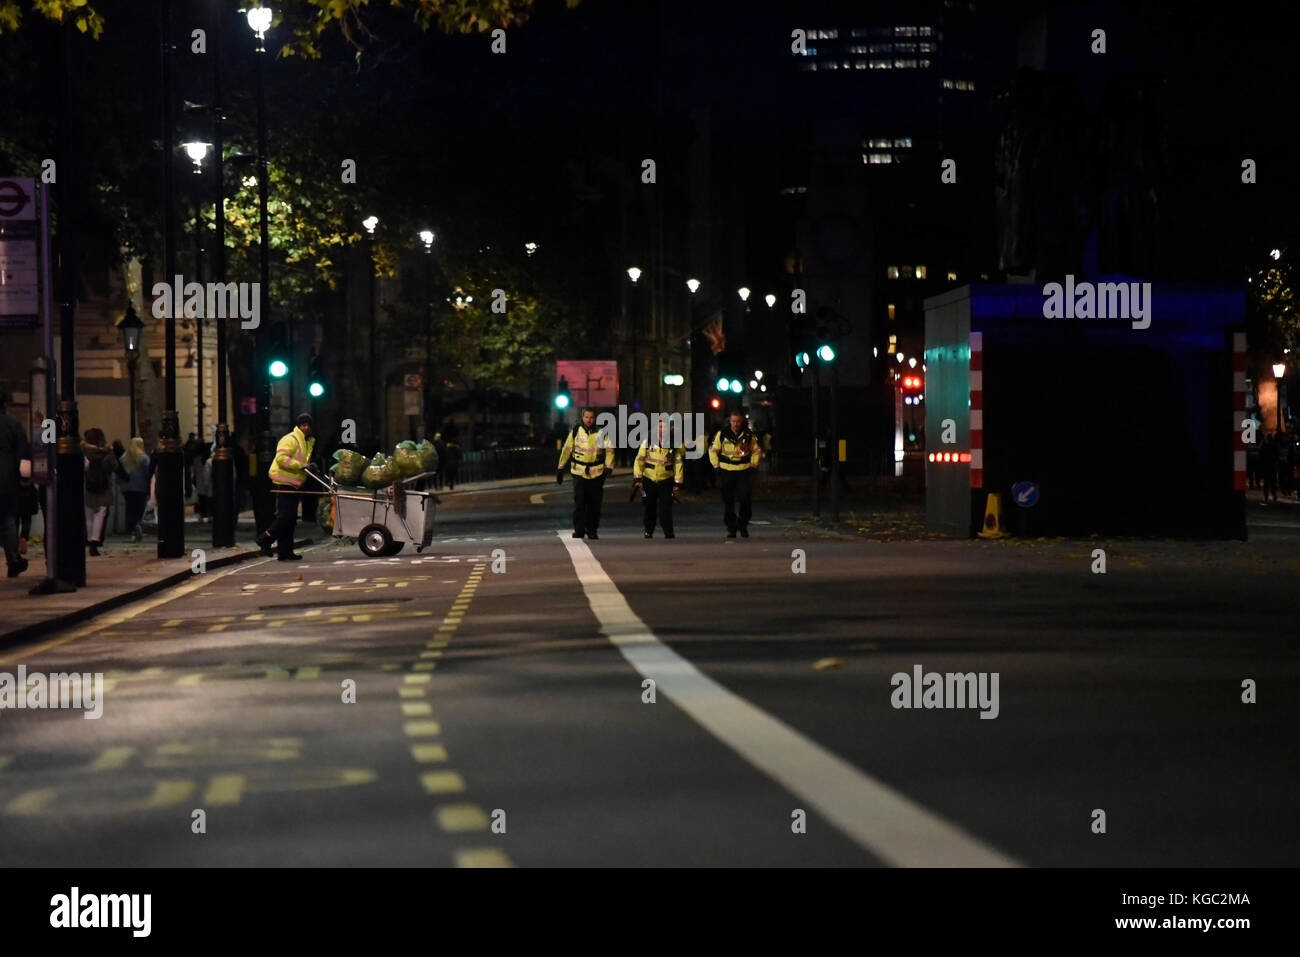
[268,426,315,487]
[709,427,761,471]
[634,441,684,484]
[558,424,615,478]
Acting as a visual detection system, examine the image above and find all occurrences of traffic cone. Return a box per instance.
[978,493,1007,538]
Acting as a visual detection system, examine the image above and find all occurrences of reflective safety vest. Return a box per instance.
[558,424,615,478]
[709,427,761,471]
[634,441,684,484]
[268,426,315,487]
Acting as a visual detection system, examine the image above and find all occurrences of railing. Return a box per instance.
[453,446,557,484]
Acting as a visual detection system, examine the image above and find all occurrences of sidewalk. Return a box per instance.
[0,473,560,649]
[0,513,312,649]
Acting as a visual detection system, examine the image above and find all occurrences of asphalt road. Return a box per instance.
[1,479,1296,867]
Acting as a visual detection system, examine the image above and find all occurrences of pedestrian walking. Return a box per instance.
[634,419,685,538]
[432,432,448,490]
[1260,433,1279,503]
[120,437,151,542]
[443,439,461,490]
[709,409,762,538]
[256,413,316,561]
[557,407,615,539]
[0,391,32,578]
[82,427,117,556]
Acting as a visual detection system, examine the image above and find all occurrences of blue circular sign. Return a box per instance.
[1011,481,1040,508]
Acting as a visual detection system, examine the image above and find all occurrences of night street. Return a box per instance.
[2,481,1295,868]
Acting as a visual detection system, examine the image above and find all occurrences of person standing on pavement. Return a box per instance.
[709,409,762,538]
[634,419,685,538]
[557,407,615,539]
[257,413,315,561]
[119,437,151,542]
[82,427,117,556]
[0,392,32,578]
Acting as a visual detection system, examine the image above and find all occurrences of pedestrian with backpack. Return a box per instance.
[82,427,117,556]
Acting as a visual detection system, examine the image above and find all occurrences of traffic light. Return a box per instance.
[817,344,836,362]
[709,396,722,410]
[307,351,325,398]
[901,372,924,405]
[266,323,289,379]
[554,375,571,410]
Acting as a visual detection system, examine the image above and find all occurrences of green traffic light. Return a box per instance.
[795,351,809,368]
[817,344,836,362]
[269,359,289,378]
[308,381,325,398]
[555,394,570,410]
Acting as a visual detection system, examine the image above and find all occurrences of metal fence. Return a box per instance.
[454,446,556,484]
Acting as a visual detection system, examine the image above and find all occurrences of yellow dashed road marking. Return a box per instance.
[455,848,514,868]
[401,702,432,717]
[144,779,196,808]
[352,614,372,623]
[295,666,321,680]
[435,804,489,832]
[419,651,442,660]
[403,674,431,684]
[6,788,56,815]
[404,721,442,737]
[411,744,448,763]
[420,771,466,794]
[412,661,435,671]
[203,774,247,806]
[86,747,135,772]
[207,624,227,632]
[398,687,426,699]
[163,619,182,628]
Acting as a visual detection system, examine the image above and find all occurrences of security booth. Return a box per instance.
[923,283,1247,539]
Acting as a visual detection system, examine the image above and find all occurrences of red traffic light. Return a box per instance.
[709,397,722,410]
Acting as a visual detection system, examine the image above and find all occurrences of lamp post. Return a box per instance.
[201,0,235,547]
[364,215,379,445]
[120,305,144,437]
[155,0,185,559]
[420,229,435,435]
[628,266,642,408]
[182,141,209,443]
[1274,362,1286,433]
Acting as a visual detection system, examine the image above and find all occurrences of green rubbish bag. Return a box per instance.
[361,453,400,488]
[329,448,367,486]
[392,440,424,478]
[416,439,439,474]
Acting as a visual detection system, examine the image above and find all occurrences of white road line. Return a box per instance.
[529,493,546,505]
[558,532,1019,868]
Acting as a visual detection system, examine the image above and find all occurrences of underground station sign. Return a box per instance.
[0,177,38,322]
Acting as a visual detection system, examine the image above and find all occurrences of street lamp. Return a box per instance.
[627,266,642,407]
[119,305,144,437]
[420,228,435,435]
[738,286,751,302]
[1274,362,1286,432]
[627,266,642,284]
[182,140,210,173]
[181,141,209,443]
[764,293,776,309]
[365,215,379,443]
[686,278,700,294]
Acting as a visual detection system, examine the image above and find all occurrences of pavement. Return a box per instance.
[1,474,1296,867]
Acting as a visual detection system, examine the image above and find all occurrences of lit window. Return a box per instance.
[801,62,817,71]
[802,46,818,56]
[887,303,896,321]
[887,266,900,280]
[919,42,935,52]
[915,265,927,279]
[942,79,954,89]
[919,58,932,68]
[824,61,840,69]
[854,60,867,69]
[919,25,933,36]
[819,29,839,39]
[869,59,891,69]
[893,25,917,37]
[894,137,912,148]
[850,29,868,38]
[895,42,917,52]
[848,45,870,54]
[895,58,917,68]
[869,42,892,53]
[866,152,893,164]
[868,137,892,148]
[947,271,957,281]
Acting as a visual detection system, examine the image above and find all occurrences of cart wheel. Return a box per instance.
[383,541,406,556]
[358,523,393,557]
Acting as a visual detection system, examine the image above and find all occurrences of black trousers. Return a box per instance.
[719,469,753,532]
[263,483,301,555]
[642,478,675,535]
[573,474,605,534]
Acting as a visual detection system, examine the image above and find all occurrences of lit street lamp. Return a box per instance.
[365,215,379,443]
[420,228,436,433]
[764,293,775,309]
[627,266,642,407]
[738,286,751,302]
[686,278,700,294]
[119,304,144,437]
[1274,362,1286,432]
